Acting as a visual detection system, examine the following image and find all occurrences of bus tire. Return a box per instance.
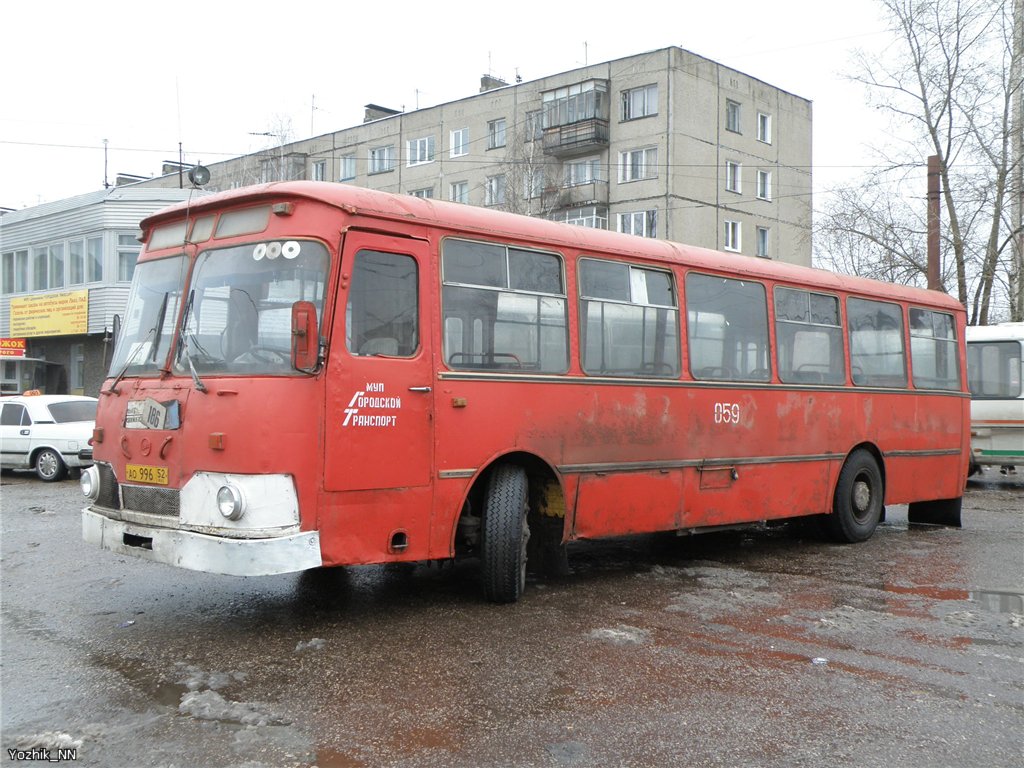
[825,450,883,543]
[481,464,530,603]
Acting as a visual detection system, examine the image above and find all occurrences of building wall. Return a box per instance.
[0,187,197,396]
[134,46,812,265]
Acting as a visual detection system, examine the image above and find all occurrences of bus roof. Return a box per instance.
[146,181,965,313]
[966,322,1024,342]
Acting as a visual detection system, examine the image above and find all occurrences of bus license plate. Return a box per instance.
[125,464,169,485]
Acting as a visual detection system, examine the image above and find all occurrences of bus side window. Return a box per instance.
[909,308,960,390]
[686,273,770,381]
[346,250,419,357]
[579,259,680,378]
[968,341,1023,398]
[847,298,907,388]
[441,238,568,372]
[774,287,844,385]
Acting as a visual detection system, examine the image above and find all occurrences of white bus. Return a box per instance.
[966,322,1024,474]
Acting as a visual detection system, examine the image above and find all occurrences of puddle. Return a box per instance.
[970,590,1024,615]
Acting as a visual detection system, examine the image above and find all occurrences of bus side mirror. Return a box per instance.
[291,301,319,370]
[111,314,121,343]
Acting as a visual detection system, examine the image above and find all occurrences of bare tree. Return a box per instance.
[817,0,1023,323]
[492,124,562,218]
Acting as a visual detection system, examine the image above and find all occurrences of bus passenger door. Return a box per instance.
[322,232,435,558]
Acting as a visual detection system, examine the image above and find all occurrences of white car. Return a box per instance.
[0,394,97,481]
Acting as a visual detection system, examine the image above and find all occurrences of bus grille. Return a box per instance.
[96,462,121,510]
[121,485,180,518]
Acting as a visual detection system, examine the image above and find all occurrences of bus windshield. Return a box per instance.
[108,255,188,377]
[173,239,329,376]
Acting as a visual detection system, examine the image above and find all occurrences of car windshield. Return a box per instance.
[173,240,329,376]
[107,255,188,377]
[47,400,97,423]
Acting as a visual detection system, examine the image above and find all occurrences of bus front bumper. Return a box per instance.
[82,509,322,576]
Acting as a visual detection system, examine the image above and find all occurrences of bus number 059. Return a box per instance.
[714,402,741,424]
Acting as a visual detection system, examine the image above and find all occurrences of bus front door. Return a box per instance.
[322,232,435,562]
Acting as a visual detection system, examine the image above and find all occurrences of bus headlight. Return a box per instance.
[216,485,246,521]
[81,465,100,501]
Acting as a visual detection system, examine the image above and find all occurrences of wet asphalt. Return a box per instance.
[1,470,1021,767]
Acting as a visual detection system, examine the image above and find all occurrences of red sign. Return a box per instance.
[0,338,26,358]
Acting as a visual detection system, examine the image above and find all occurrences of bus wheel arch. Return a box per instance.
[825,445,885,543]
[463,452,569,602]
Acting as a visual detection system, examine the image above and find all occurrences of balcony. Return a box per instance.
[542,119,610,158]
[553,180,610,209]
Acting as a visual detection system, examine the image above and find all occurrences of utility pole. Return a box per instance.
[927,155,941,291]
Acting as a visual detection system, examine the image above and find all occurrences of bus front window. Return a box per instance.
[174,240,328,376]
[108,255,188,377]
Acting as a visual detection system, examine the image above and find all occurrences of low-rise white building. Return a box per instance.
[0,188,200,395]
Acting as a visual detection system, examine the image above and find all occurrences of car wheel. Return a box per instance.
[35,448,67,482]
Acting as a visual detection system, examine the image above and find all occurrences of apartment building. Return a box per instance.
[0,187,199,395]
[138,46,812,265]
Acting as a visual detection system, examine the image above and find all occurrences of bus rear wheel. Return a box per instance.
[825,450,883,543]
[481,464,530,603]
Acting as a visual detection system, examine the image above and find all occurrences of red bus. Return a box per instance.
[82,182,967,602]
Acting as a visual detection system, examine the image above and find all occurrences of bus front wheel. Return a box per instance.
[825,450,883,543]
[481,464,530,603]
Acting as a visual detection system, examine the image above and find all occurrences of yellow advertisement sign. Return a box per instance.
[10,290,89,337]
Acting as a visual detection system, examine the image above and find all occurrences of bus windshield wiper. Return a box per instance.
[176,290,207,393]
[104,325,156,394]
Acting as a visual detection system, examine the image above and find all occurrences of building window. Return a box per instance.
[1,361,18,394]
[340,154,356,181]
[47,244,65,289]
[565,156,604,187]
[32,247,47,290]
[312,160,326,181]
[409,187,434,199]
[450,128,469,157]
[726,161,741,193]
[117,233,140,282]
[756,227,770,258]
[13,250,28,292]
[726,99,742,133]
[260,159,275,183]
[70,343,85,393]
[369,145,395,174]
[450,181,469,204]
[485,175,506,206]
[487,119,506,149]
[621,84,658,121]
[757,170,772,200]
[618,210,658,238]
[619,147,658,182]
[407,136,435,166]
[86,237,102,282]
[563,206,608,229]
[724,220,741,252]
[526,170,545,199]
[757,112,772,144]
[1,252,13,294]
[525,110,543,142]
[68,240,84,285]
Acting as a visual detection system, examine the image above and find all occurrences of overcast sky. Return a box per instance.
[1,0,893,212]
